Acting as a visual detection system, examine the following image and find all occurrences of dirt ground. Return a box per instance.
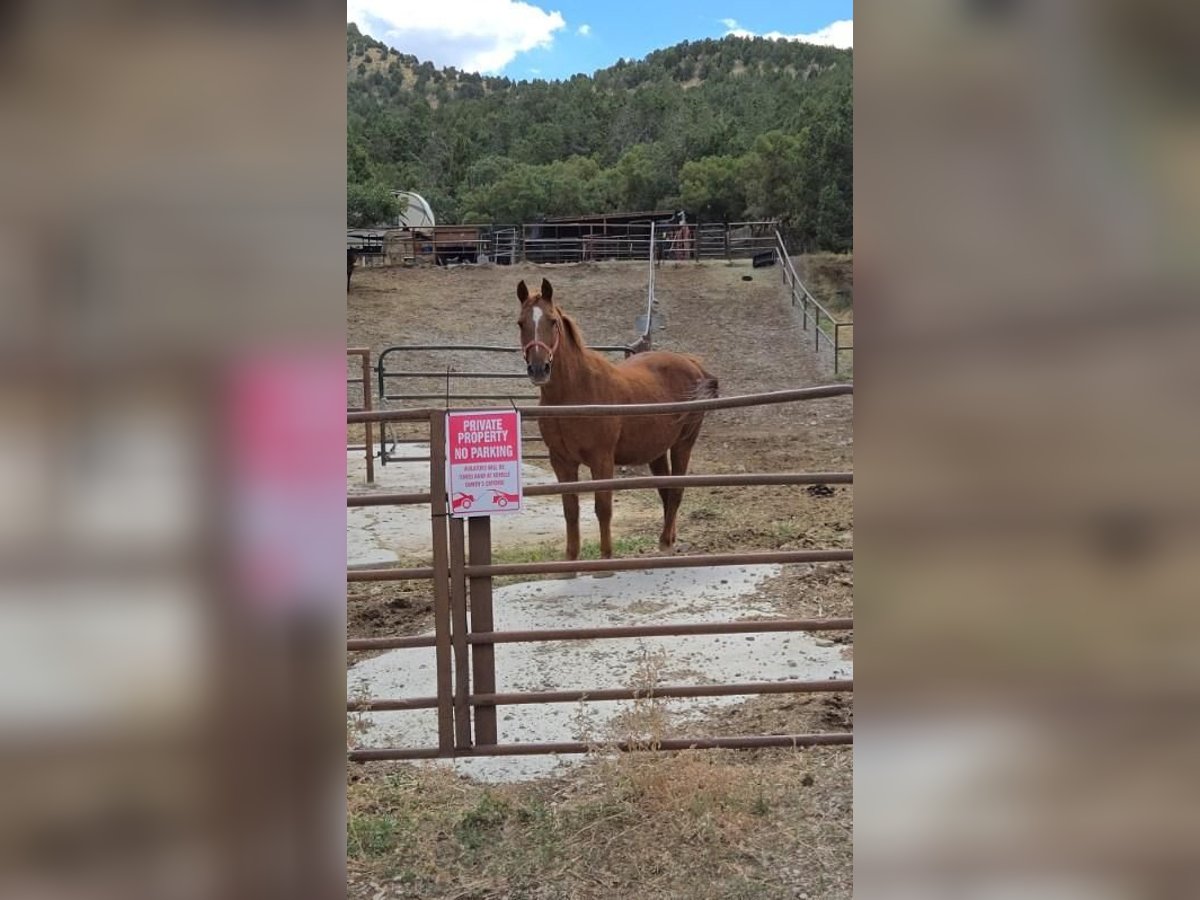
[346,258,854,898]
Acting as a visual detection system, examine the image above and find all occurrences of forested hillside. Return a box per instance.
[347,24,852,251]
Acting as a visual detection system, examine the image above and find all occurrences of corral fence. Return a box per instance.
[346,220,788,267]
[345,384,854,761]
[774,232,854,375]
[522,220,780,264]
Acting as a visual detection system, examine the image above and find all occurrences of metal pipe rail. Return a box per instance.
[461,549,851,579]
[383,371,530,379]
[350,384,852,426]
[349,733,852,762]
[642,219,656,346]
[376,344,632,354]
[347,565,435,582]
[349,678,852,713]
[347,616,853,652]
[348,549,851,584]
[346,471,852,509]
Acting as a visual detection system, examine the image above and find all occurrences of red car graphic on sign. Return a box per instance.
[451,492,475,511]
[491,490,520,507]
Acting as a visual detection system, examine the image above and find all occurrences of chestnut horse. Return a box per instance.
[517,278,718,560]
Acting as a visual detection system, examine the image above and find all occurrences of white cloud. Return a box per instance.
[348,0,566,73]
[721,17,853,49]
[577,23,591,36]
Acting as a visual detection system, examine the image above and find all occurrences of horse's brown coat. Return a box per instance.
[517,278,717,559]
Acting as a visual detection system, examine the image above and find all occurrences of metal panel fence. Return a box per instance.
[346,384,854,761]
[349,220,835,268]
[372,343,633,466]
[346,348,374,484]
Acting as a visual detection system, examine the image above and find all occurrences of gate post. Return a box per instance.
[449,516,472,749]
[428,411,455,754]
[467,516,498,745]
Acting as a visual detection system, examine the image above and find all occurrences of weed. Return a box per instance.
[454,792,511,850]
[347,677,374,749]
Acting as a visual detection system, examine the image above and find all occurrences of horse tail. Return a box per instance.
[687,358,718,401]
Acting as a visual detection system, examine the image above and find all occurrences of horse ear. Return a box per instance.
[517,280,529,304]
[541,278,553,302]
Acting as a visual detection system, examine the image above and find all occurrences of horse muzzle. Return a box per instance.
[526,360,552,385]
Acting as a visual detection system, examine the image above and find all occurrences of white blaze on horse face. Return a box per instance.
[531,304,543,337]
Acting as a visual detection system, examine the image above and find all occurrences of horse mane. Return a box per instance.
[555,308,587,352]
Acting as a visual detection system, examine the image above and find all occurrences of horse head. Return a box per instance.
[517,278,563,386]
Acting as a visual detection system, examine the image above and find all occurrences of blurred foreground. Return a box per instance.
[0,4,346,898]
[856,1,1200,897]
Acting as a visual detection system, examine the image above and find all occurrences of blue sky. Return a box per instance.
[347,1,852,81]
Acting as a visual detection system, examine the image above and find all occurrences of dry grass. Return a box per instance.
[348,744,851,899]
[799,253,853,318]
[348,646,852,899]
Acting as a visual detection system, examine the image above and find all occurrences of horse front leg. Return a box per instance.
[649,455,673,550]
[589,456,615,559]
[551,457,581,561]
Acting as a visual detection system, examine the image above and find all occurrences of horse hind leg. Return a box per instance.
[663,438,697,551]
[649,455,672,547]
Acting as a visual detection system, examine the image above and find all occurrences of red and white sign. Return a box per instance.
[446,410,523,517]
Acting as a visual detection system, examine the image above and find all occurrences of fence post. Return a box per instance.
[428,411,455,754]
[834,324,840,375]
[468,516,498,746]
[449,516,471,749]
[360,350,374,484]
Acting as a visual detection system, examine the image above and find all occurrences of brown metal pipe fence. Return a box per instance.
[346,385,854,761]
